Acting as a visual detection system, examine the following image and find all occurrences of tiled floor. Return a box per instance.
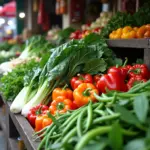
[0,131,6,150]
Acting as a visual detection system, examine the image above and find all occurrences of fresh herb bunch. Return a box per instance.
[100,12,135,38]
[0,59,39,101]
[133,1,150,26]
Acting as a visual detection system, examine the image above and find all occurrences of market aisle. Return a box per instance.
[0,131,6,150]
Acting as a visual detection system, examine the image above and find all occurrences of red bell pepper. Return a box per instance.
[27,104,49,127]
[93,75,101,83]
[127,76,147,90]
[70,74,93,90]
[97,72,127,93]
[129,64,149,79]
[108,65,131,80]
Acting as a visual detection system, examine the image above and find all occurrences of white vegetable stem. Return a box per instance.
[10,87,29,113]
[21,79,49,117]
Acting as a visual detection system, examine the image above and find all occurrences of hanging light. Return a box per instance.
[19,12,25,18]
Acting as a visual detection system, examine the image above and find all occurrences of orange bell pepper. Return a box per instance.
[35,112,52,132]
[49,96,74,115]
[73,83,99,107]
[137,25,150,38]
[52,85,73,100]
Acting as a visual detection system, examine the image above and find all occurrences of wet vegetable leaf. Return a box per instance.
[83,58,107,74]
[114,105,140,125]
[133,94,149,123]
[124,138,146,150]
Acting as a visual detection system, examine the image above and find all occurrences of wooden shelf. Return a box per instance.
[107,39,150,48]
[5,102,40,150]
[0,106,6,135]
[8,138,19,150]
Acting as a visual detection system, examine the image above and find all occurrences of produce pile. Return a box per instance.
[0,1,150,149]
[100,1,150,38]
[0,41,24,64]
[0,31,150,149]
[69,12,113,40]
[109,25,150,39]
[0,35,54,74]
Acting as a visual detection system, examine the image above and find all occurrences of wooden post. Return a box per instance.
[144,48,150,69]
[136,0,139,12]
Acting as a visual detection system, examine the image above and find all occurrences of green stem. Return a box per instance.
[82,88,92,97]
[123,57,128,67]
[94,93,113,102]
[62,84,68,90]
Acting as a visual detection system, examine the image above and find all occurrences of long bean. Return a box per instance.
[94,109,105,116]
[94,93,113,102]
[127,80,150,93]
[62,113,80,136]
[85,101,93,132]
[77,108,87,137]
[93,113,120,124]
[62,127,77,146]
[75,126,111,150]
[45,126,57,150]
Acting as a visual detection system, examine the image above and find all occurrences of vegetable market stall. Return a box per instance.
[0,38,150,150]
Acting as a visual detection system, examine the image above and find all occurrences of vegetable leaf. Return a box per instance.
[83,58,107,74]
[109,122,123,150]
[133,94,149,123]
[124,138,146,150]
[114,105,140,125]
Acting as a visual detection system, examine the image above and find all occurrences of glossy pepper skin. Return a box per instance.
[73,83,99,107]
[52,85,73,100]
[97,72,127,93]
[35,113,52,132]
[49,96,74,115]
[27,104,49,128]
[127,76,147,90]
[93,75,101,83]
[108,65,131,80]
[129,64,149,79]
[70,74,93,90]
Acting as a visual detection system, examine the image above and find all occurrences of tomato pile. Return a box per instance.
[109,24,150,39]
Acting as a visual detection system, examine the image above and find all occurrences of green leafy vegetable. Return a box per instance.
[0,59,39,101]
[133,94,149,123]
[114,105,140,125]
[19,35,55,59]
[124,139,146,150]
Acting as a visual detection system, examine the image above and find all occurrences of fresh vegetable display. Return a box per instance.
[1,3,150,147]
[16,33,115,117]
[33,79,150,150]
